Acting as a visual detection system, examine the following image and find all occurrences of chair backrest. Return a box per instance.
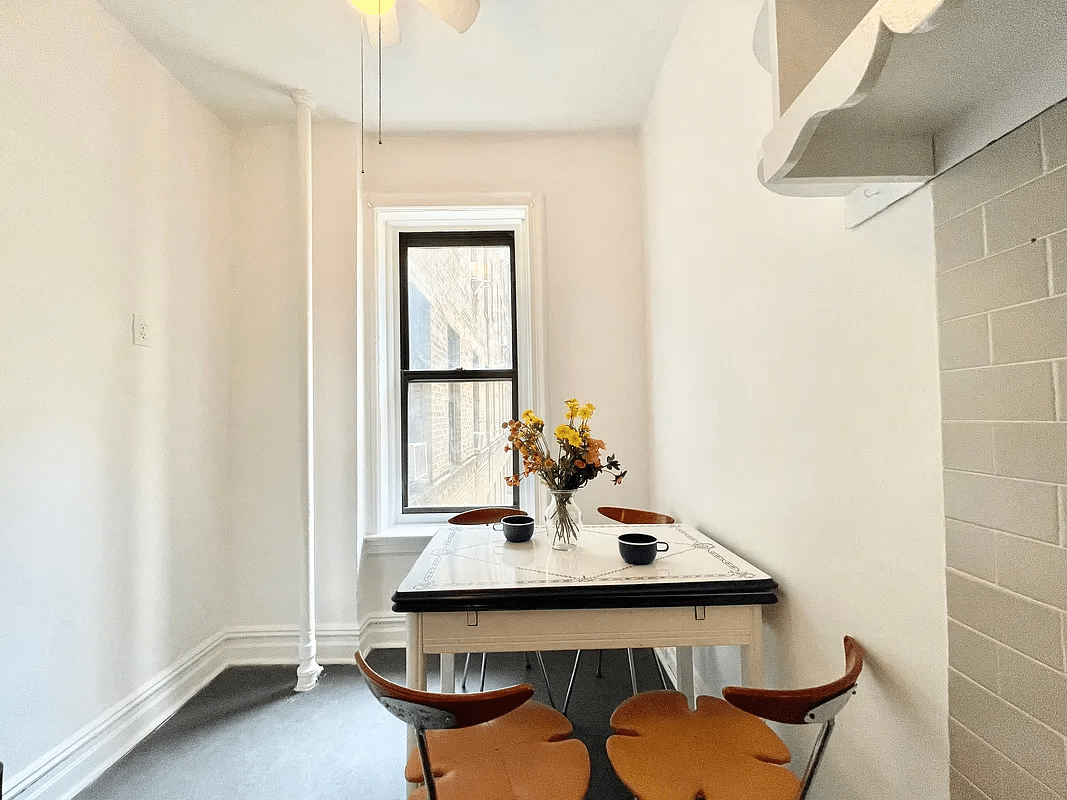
[355,651,534,800]
[597,506,675,525]
[448,507,525,525]
[722,636,864,800]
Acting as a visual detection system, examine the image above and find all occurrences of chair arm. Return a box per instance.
[722,683,855,724]
[722,636,864,725]
[355,652,535,729]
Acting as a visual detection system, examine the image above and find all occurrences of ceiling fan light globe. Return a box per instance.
[349,0,397,16]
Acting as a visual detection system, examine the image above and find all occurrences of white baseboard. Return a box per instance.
[5,624,378,800]
[6,631,691,800]
[319,623,377,663]
[6,632,228,800]
[357,613,407,652]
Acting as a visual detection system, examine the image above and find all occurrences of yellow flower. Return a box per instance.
[521,409,543,427]
[501,400,623,492]
[555,424,583,448]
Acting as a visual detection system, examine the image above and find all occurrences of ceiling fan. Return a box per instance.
[348,0,480,47]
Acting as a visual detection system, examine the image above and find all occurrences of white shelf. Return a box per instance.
[755,0,1067,225]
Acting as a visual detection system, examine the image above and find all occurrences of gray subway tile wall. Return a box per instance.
[940,362,1055,422]
[934,98,1067,800]
[1000,759,1063,800]
[936,242,1048,321]
[948,620,999,690]
[992,423,1067,484]
[998,645,1067,736]
[946,571,1063,666]
[945,520,996,583]
[984,167,1067,256]
[942,422,994,473]
[991,294,1067,364]
[942,470,1059,542]
[936,206,987,271]
[1042,103,1067,173]
[1051,233,1067,295]
[1057,364,1067,426]
[948,718,1002,797]
[932,120,1044,225]
[939,315,991,370]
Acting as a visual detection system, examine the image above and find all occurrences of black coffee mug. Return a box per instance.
[618,532,669,565]
[493,514,535,542]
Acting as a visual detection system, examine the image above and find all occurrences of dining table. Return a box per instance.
[392,521,778,708]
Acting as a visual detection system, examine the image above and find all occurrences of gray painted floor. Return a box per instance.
[74,648,669,799]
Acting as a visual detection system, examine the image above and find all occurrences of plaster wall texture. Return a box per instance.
[229,129,652,626]
[639,1,950,798]
[360,132,653,520]
[0,0,233,779]
[228,123,363,628]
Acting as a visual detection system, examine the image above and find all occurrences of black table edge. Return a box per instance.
[392,584,778,614]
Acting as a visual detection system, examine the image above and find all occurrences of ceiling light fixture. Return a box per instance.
[349,0,480,155]
[349,0,396,15]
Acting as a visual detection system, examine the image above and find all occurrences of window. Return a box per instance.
[365,197,545,534]
[398,231,520,514]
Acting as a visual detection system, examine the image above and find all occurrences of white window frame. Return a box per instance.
[360,193,547,539]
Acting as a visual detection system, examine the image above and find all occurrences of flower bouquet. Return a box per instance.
[504,398,626,550]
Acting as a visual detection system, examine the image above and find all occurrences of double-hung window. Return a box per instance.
[398,231,519,513]
[365,197,545,533]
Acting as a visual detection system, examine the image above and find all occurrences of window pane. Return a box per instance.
[406,244,513,371]
[406,381,516,509]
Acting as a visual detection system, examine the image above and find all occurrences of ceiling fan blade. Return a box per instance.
[419,0,480,33]
[363,7,401,48]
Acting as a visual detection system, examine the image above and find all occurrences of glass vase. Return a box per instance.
[544,489,583,551]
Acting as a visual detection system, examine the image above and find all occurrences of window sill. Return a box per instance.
[362,526,439,556]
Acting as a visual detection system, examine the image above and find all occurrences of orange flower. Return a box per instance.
[501,402,623,492]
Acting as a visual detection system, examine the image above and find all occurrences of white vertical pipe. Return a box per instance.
[291,89,323,692]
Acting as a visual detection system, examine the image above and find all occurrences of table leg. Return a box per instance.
[675,646,695,709]
[406,612,427,689]
[740,605,765,687]
[440,653,455,693]
[405,612,425,792]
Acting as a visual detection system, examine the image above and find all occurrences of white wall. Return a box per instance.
[641,1,949,798]
[228,126,652,642]
[361,133,652,513]
[0,0,232,782]
[228,123,362,628]
[355,132,653,616]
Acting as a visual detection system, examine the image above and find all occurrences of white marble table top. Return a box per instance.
[393,523,776,612]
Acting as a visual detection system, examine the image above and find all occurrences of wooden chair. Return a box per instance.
[597,506,676,526]
[606,636,864,800]
[559,506,677,714]
[447,507,525,526]
[446,509,557,708]
[354,652,590,800]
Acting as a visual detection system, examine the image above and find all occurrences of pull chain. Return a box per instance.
[378,0,383,145]
[359,22,365,174]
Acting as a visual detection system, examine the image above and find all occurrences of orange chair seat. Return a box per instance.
[607,690,802,800]
[405,699,590,800]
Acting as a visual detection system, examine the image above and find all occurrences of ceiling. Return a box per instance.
[96,0,690,132]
